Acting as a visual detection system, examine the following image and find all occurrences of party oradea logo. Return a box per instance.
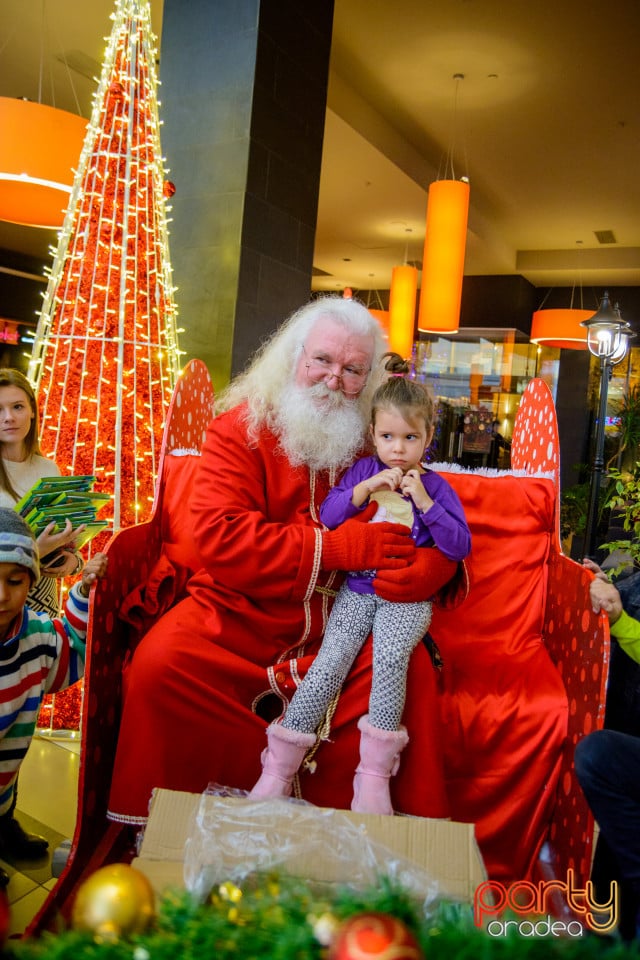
[474,871,618,938]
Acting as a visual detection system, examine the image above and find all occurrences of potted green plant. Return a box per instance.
[560,467,618,560]
[607,384,640,473]
[599,463,640,576]
[560,481,590,556]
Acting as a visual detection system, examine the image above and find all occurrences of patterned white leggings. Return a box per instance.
[281,583,433,734]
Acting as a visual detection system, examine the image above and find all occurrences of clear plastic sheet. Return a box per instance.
[183,784,443,915]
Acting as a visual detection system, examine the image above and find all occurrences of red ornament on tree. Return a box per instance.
[163,180,176,198]
[109,80,125,99]
[328,913,424,960]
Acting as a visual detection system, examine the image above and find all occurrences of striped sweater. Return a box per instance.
[0,584,88,816]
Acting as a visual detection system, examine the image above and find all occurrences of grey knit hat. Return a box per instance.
[0,509,40,582]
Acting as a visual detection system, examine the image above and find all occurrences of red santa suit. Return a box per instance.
[107,404,449,824]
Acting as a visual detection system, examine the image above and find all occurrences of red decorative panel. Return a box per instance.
[540,551,610,885]
[510,379,611,885]
[512,377,562,545]
[164,359,215,454]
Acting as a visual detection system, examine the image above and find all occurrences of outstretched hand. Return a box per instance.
[321,502,415,572]
[582,558,623,622]
[37,519,86,555]
[588,575,623,623]
[79,553,108,597]
[38,519,88,578]
[582,557,608,582]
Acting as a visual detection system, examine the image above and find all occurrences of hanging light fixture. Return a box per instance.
[389,264,417,357]
[369,308,390,339]
[530,308,593,349]
[418,74,470,335]
[0,97,87,228]
[360,289,389,339]
[388,228,417,358]
[0,0,88,229]
[529,243,594,350]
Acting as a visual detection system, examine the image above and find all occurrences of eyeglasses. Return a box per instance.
[302,346,370,394]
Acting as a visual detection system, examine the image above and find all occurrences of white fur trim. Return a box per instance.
[427,462,555,480]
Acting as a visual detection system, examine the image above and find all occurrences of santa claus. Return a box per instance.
[107,295,456,825]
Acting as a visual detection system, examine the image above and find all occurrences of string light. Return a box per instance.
[27,0,182,538]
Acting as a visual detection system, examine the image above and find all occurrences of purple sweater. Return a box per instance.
[320,455,471,594]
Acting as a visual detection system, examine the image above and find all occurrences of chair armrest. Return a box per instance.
[27,518,164,934]
[79,518,163,807]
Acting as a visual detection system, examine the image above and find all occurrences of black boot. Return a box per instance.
[0,815,48,860]
[0,779,48,860]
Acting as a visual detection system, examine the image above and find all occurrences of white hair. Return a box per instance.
[216,295,387,446]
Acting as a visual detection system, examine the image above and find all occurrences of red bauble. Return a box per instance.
[109,81,125,99]
[163,180,176,198]
[329,913,424,960]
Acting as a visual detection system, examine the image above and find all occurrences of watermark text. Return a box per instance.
[474,870,618,937]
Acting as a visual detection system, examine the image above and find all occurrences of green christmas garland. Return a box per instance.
[8,875,638,960]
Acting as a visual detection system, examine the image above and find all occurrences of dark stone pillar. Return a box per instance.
[555,349,592,490]
[159,0,334,390]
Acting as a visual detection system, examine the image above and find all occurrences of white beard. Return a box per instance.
[274,382,367,472]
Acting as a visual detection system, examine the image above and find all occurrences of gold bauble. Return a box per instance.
[71,863,155,942]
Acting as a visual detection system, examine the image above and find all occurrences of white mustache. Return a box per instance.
[275,382,366,471]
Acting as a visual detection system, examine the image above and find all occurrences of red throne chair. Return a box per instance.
[27,374,608,934]
[430,378,609,888]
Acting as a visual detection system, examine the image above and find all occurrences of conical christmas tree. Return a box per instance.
[28,0,182,536]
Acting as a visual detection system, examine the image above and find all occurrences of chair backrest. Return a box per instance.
[511,377,561,544]
[152,358,215,503]
[428,378,608,884]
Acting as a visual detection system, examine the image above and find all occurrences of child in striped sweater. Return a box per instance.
[0,508,107,887]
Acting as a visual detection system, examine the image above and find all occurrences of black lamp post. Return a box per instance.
[581,293,633,558]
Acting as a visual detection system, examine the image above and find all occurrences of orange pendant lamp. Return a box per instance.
[417,178,470,334]
[388,264,417,357]
[530,308,592,349]
[355,288,390,340]
[0,97,87,228]
[369,308,390,339]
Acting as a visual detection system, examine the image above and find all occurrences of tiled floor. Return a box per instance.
[4,733,80,940]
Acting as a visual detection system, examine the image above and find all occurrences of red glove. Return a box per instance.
[321,503,415,572]
[373,546,460,603]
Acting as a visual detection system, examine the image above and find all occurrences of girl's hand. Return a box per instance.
[400,469,432,512]
[79,553,108,597]
[367,467,403,494]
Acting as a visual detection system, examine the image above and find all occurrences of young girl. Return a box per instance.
[0,368,83,619]
[251,375,471,814]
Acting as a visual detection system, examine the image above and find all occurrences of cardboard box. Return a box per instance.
[133,788,486,904]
